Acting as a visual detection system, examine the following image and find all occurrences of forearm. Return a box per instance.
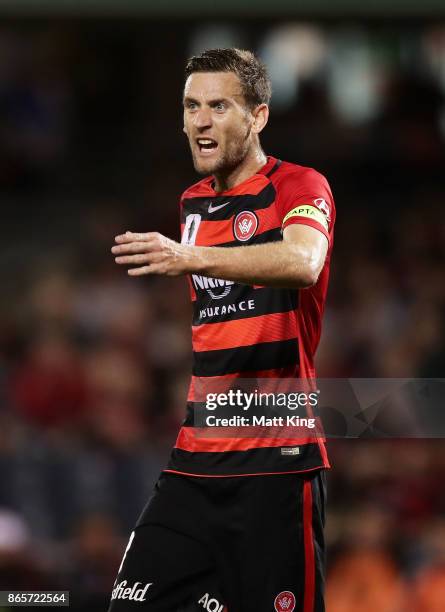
[186,240,318,289]
[112,227,326,285]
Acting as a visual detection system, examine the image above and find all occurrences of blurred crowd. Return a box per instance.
[0,19,444,612]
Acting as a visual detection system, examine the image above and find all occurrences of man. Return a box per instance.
[109,48,335,612]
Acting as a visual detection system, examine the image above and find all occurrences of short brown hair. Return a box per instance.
[184,48,272,108]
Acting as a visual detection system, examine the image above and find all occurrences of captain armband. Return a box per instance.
[282,205,329,231]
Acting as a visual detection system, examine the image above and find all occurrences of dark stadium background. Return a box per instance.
[0,2,444,610]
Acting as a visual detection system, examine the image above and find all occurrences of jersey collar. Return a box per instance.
[205,155,277,196]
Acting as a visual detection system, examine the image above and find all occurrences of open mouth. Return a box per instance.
[196,138,218,155]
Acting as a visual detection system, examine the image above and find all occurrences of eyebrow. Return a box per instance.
[183,96,232,106]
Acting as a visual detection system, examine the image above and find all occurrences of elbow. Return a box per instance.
[285,264,319,289]
[296,264,320,288]
[285,243,323,289]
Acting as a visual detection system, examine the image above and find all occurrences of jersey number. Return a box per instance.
[182,214,201,245]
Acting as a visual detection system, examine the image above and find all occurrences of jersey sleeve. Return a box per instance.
[275,168,335,243]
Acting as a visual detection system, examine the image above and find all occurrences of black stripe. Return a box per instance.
[167,442,324,476]
[193,338,299,377]
[265,158,282,178]
[215,226,282,248]
[193,285,298,325]
[182,182,276,221]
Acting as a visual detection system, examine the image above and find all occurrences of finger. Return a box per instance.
[115,251,165,267]
[129,232,159,241]
[111,241,155,255]
[115,231,157,243]
[114,253,151,265]
[128,264,163,276]
[114,231,136,243]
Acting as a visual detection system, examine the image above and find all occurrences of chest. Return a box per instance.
[181,193,280,248]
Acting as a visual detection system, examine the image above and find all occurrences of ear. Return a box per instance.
[251,104,269,135]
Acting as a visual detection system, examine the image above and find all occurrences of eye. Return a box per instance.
[186,101,198,111]
[214,102,226,112]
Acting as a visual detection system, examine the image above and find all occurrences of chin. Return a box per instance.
[193,156,220,176]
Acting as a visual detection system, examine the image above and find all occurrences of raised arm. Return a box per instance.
[111,223,328,289]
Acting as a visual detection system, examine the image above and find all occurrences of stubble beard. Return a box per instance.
[191,124,252,177]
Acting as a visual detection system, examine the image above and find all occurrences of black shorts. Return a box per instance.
[108,470,326,612]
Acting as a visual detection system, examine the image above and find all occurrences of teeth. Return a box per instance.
[198,139,215,145]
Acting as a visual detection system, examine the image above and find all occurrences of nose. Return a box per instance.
[193,107,212,131]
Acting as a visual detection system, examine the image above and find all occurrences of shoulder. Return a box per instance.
[271,160,336,228]
[271,160,332,194]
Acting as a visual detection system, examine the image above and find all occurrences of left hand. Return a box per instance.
[111,231,191,276]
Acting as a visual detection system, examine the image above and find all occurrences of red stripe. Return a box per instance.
[188,219,234,246]
[163,465,326,478]
[253,204,281,234]
[303,479,315,612]
[318,439,330,468]
[184,172,271,198]
[186,366,300,401]
[182,218,278,247]
[222,173,270,196]
[181,213,280,248]
[187,276,197,301]
[192,311,298,352]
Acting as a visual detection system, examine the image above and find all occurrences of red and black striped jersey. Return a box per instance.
[165,156,335,477]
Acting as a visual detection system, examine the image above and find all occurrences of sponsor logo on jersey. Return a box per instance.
[198,592,224,612]
[111,580,152,602]
[282,205,329,231]
[274,591,296,611]
[233,210,258,242]
[192,274,234,300]
[199,299,255,319]
[208,200,231,213]
[313,197,331,221]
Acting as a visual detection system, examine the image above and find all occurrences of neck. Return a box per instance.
[213,147,268,193]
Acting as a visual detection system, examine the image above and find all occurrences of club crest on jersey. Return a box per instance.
[274,591,296,611]
[233,210,258,242]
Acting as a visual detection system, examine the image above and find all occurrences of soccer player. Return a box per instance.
[109,48,335,612]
